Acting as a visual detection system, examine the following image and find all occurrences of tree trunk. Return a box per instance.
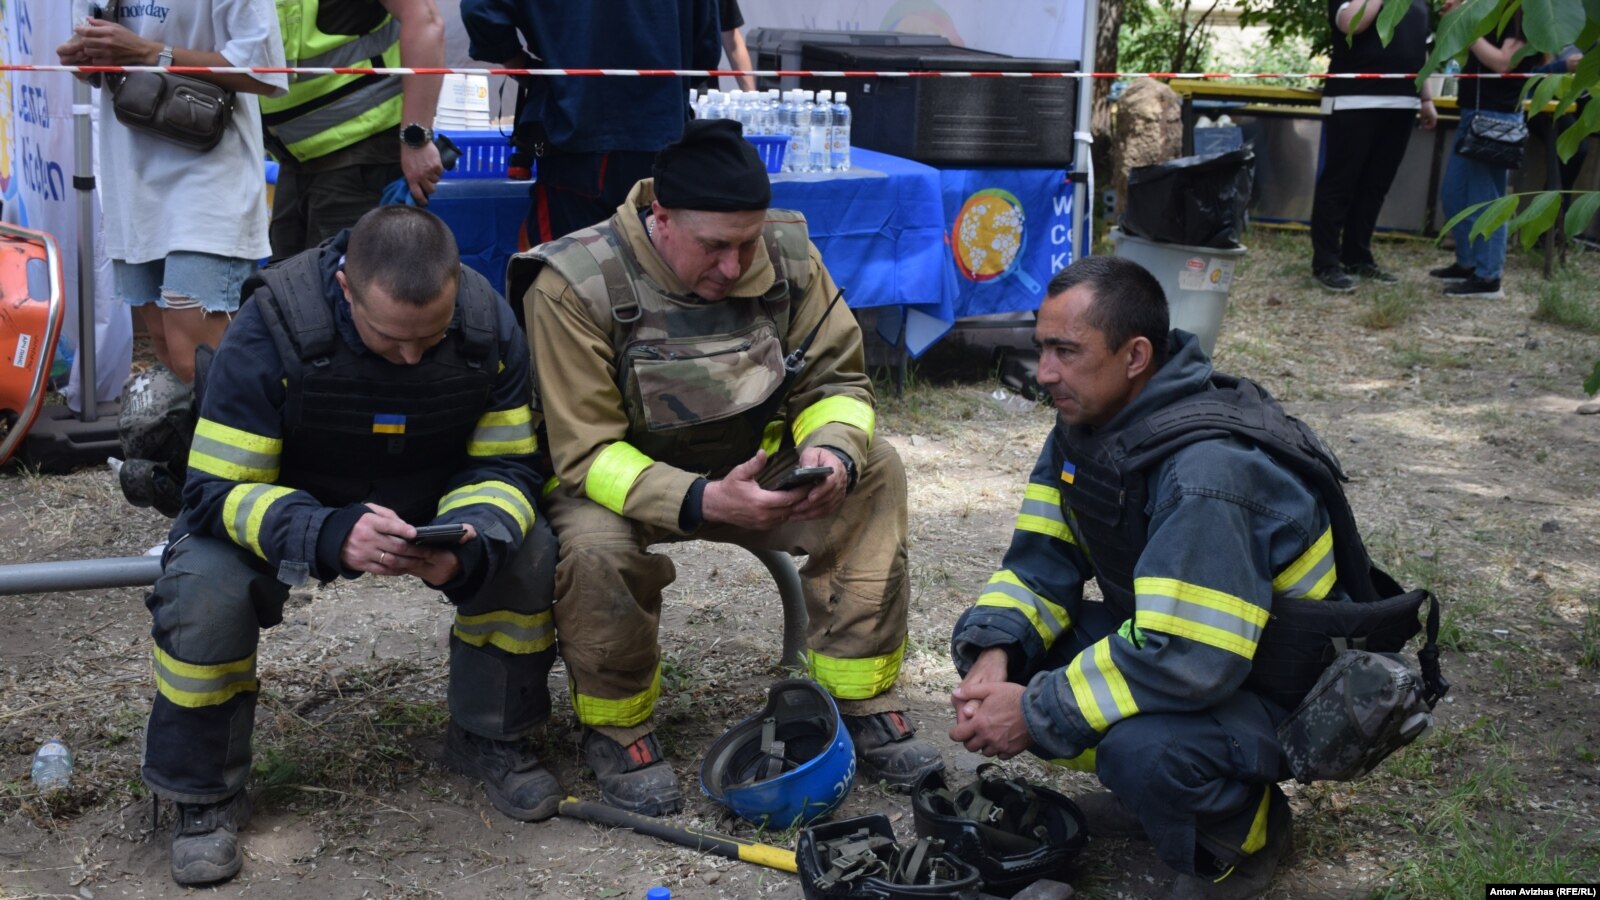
[1092,0,1127,229]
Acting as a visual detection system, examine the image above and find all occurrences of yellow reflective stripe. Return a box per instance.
[151,645,257,708]
[1242,789,1273,854]
[807,640,904,700]
[188,418,282,483]
[586,441,654,515]
[792,396,875,445]
[1048,748,1097,773]
[468,405,539,457]
[1016,513,1073,543]
[572,667,660,728]
[221,483,297,558]
[1024,483,1062,506]
[1064,639,1138,732]
[1135,577,1266,660]
[438,480,536,535]
[1272,526,1337,601]
[452,608,554,655]
[975,569,1070,643]
[542,476,560,497]
[760,419,785,457]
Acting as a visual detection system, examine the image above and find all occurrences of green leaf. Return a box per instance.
[1522,0,1586,53]
[1557,96,1600,161]
[1418,0,1507,89]
[1441,199,1494,239]
[1586,359,1600,397]
[1376,0,1411,45]
[1564,191,1600,239]
[1588,0,1600,31]
[1469,194,1522,241]
[1509,191,1560,250]
[1526,73,1566,112]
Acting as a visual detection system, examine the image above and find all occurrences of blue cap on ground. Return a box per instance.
[646,888,671,900]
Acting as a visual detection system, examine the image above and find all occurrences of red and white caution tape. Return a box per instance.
[0,64,1537,80]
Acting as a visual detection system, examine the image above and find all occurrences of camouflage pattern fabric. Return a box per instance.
[1277,649,1433,783]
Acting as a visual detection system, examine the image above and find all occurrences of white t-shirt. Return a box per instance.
[95,0,287,264]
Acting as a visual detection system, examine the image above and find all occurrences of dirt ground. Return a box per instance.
[2,230,1598,899]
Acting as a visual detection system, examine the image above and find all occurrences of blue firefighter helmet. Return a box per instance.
[701,678,856,829]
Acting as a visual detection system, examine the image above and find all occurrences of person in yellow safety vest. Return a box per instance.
[261,0,445,261]
[507,120,946,818]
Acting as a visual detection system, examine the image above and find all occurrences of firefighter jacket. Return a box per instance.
[261,0,404,163]
[513,178,876,534]
[951,331,1351,762]
[170,233,545,595]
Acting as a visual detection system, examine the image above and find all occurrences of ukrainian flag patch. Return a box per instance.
[1060,459,1076,485]
[372,414,406,435]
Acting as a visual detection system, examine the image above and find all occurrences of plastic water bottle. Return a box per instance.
[31,738,73,793]
[808,89,832,172]
[783,91,806,172]
[830,91,852,172]
[763,88,781,138]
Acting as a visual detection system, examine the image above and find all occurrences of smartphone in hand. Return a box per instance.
[410,523,469,546]
[773,465,833,492]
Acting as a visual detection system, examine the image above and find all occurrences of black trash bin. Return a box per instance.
[1121,146,1256,249]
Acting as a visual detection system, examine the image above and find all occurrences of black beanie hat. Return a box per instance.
[653,119,772,212]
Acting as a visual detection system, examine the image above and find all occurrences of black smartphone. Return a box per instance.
[774,465,833,491]
[410,523,469,546]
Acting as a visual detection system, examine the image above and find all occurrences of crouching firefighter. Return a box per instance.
[947,257,1446,900]
[142,206,560,887]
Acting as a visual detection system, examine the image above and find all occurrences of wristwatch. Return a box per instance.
[399,123,433,149]
[156,45,173,67]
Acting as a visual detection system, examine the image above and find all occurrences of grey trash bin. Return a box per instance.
[1110,228,1246,356]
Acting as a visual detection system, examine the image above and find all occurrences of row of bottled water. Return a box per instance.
[691,88,853,173]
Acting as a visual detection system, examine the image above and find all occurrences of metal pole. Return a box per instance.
[72,77,98,423]
[0,556,161,596]
[1075,0,1100,260]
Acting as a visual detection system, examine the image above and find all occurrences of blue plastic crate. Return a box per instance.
[439,129,513,180]
[746,135,787,174]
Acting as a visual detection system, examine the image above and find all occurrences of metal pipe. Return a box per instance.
[72,77,99,422]
[752,548,807,669]
[0,556,161,596]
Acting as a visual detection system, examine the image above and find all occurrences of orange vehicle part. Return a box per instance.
[0,222,65,466]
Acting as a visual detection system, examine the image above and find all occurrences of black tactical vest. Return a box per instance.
[247,244,500,524]
[1056,371,1445,709]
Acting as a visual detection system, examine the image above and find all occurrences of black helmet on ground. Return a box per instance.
[910,765,1087,897]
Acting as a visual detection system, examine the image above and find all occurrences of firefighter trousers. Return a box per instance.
[141,523,558,804]
[1040,601,1292,875]
[545,440,909,745]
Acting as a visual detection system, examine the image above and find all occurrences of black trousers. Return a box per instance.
[524,150,658,246]
[1309,106,1418,272]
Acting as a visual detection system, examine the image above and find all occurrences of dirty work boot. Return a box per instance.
[169,790,253,886]
[843,711,945,790]
[582,729,683,817]
[442,721,561,821]
[1074,790,1147,840]
[1167,789,1293,900]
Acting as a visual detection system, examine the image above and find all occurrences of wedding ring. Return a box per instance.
[380,550,389,566]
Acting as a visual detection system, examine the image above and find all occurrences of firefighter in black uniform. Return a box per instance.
[142,206,559,887]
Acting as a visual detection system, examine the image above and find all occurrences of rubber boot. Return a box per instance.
[1167,789,1293,900]
[582,729,683,817]
[169,790,253,886]
[441,720,561,821]
[843,711,945,791]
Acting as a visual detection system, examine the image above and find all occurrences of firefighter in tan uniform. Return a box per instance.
[508,120,944,816]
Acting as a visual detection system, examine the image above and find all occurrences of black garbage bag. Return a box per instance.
[1121,146,1255,249]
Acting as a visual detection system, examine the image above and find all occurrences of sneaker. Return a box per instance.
[1443,276,1503,299]
[442,721,561,822]
[1313,267,1356,293]
[1075,790,1147,840]
[1577,393,1600,415]
[1345,262,1398,283]
[169,790,253,886]
[1167,789,1293,900]
[842,711,945,791]
[1428,262,1475,281]
[582,729,683,816]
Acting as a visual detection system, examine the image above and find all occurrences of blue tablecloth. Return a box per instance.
[428,147,1073,357]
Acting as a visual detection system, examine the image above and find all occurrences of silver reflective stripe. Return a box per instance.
[442,483,536,522]
[190,431,277,474]
[274,76,404,146]
[1019,497,1066,524]
[1072,652,1124,726]
[1277,550,1336,600]
[298,19,400,70]
[229,484,282,545]
[453,616,553,648]
[153,657,257,699]
[1139,593,1265,646]
[471,422,535,445]
[982,578,1069,638]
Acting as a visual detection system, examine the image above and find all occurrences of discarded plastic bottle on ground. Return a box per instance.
[31,738,73,793]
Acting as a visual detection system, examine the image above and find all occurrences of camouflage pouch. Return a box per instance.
[623,324,785,432]
[1277,648,1433,784]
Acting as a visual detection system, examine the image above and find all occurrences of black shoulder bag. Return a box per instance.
[1455,72,1527,169]
[104,6,236,151]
